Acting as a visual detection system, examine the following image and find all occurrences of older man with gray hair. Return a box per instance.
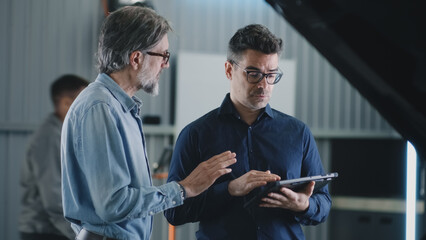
[61,6,236,240]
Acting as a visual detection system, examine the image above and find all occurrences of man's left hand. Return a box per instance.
[259,181,315,212]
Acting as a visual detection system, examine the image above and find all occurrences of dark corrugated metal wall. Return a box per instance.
[0,0,397,239]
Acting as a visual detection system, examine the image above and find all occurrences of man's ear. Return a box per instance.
[225,61,233,80]
[129,51,144,70]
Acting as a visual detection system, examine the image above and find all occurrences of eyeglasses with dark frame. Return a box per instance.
[146,51,170,64]
[229,60,283,85]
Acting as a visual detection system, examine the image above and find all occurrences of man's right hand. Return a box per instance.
[228,170,280,196]
[178,151,237,198]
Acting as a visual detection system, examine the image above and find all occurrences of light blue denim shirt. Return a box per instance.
[61,73,183,240]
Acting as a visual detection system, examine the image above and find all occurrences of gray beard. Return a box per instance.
[137,63,160,96]
[141,80,159,96]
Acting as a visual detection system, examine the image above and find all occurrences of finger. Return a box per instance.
[260,171,281,179]
[246,170,279,178]
[263,170,281,181]
[241,178,276,192]
[267,192,288,201]
[263,170,281,180]
[259,203,279,208]
[219,151,236,161]
[245,181,269,190]
[279,187,296,197]
[202,153,236,171]
[215,151,236,161]
[261,196,284,206]
[209,158,236,174]
[249,170,275,175]
[253,177,279,183]
[209,167,233,180]
[222,157,237,167]
[205,152,236,167]
[207,158,236,174]
[268,174,281,181]
[250,174,280,182]
[304,181,315,196]
[193,157,232,179]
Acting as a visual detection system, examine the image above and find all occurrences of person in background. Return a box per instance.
[19,74,89,240]
[164,24,331,240]
[61,6,236,240]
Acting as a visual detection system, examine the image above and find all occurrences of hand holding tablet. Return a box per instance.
[244,172,338,209]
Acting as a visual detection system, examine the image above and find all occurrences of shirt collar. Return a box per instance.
[95,73,142,113]
[218,93,274,119]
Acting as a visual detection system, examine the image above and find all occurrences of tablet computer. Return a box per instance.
[244,172,338,209]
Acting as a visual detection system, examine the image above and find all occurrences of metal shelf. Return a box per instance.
[332,196,424,214]
[143,125,175,135]
[312,129,401,139]
[0,122,176,136]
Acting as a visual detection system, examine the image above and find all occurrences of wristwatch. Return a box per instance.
[177,182,186,201]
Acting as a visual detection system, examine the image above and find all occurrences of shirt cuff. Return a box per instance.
[176,182,186,200]
[157,181,184,207]
[294,197,316,221]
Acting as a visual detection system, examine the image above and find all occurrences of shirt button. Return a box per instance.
[149,211,154,216]
[172,201,176,205]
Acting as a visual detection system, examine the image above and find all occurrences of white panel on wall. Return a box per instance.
[175,51,296,135]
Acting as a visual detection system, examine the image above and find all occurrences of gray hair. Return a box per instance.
[227,24,283,63]
[97,6,172,74]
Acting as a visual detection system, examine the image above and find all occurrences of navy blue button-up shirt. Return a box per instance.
[165,93,331,240]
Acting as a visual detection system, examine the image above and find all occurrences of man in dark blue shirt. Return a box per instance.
[164,24,331,240]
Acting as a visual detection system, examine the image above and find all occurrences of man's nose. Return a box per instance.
[257,76,268,88]
[162,61,170,69]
